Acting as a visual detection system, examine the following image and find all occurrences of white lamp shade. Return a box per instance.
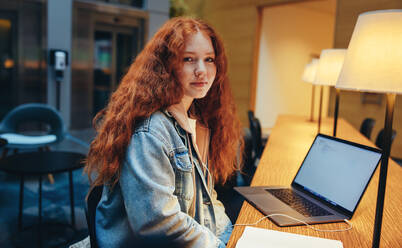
[336,9,402,93]
[314,49,346,86]
[302,58,319,83]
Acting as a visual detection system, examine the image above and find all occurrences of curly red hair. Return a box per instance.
[85,17,242,186]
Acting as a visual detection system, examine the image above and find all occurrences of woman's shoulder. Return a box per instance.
[133,110,176,136]
[130,110,184,151]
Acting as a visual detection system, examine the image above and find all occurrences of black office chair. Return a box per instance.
[375,129,397,150]
[247,111,264,162]
[241,127,254,185]
[86,185,103,248]
[0,103,66,157]
[360,118,376,139]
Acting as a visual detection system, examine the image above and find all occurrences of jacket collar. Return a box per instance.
[167,102,210,165]
[167,103,194,134]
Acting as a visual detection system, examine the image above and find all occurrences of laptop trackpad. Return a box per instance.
[247,192,285,211]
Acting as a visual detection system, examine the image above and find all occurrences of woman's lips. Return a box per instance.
[190,82,207,87]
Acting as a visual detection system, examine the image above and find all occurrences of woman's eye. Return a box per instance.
[205,57,215,63]
[183,57,193,62]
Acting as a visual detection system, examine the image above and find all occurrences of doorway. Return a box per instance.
[93,25,140,115]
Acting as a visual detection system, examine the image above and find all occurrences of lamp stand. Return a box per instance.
[372,93,395,248]
[310,85,315,122]
[317,85,323,133]
[333,88,340,136]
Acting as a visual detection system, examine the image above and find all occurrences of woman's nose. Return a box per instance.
[194,61,206,78]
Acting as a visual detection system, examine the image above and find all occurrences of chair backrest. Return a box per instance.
[360,118,376,139]
[86,185,103,248]
[248,111,263,159]
[0,103,65,141]
[375,129,397,150]
[241,127,255,185]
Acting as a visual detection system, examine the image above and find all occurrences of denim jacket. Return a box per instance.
[94,109,232,248]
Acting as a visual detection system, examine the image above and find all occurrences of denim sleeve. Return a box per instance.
[120,131,224,248]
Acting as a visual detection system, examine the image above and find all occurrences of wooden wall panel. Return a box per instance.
[186,0,305,125]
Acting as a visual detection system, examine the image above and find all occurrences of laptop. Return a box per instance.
[235,134,382,227]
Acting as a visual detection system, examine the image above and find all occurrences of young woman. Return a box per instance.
[83,17,242,248]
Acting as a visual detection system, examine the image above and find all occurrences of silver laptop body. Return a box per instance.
[235,134,382,227]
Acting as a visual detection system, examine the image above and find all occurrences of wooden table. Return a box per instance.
[227,115,402,248]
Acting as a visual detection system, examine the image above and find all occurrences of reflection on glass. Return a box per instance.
[93,31,112,115]
[0,18,13,120]
[93,28,138,116]
[116,33,133,83]
[94,31,112,88]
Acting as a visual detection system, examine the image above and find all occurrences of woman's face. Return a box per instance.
[176,31,217,105]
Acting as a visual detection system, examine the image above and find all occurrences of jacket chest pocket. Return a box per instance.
[172,149,194,204]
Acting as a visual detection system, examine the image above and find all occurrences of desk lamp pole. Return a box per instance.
[310,85,315,122]
[317,85,323,133]
[372,93,395,248]
[333,88,340,136]
[303,58,319,122]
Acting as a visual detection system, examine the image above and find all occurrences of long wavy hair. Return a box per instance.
[85,17,242,187]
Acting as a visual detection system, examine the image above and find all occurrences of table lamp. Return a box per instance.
[336,9,402,248]
[302,58,319,122]
[314,49,346,136]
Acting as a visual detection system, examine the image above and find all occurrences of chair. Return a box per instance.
[86,185,103,248]
[241,127,255,185]
[360,118,376,139]
[0,103,66,157]
[0,103,66,184]
[375,129,397,150]
[247,111,265,161]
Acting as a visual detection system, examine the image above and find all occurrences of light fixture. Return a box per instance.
[314,49,346,136]
[302,58,319,122]
[336,9,402,248]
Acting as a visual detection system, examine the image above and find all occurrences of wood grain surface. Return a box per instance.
[227,115,402,248]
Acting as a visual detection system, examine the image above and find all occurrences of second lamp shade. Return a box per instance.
[314,49,346,86]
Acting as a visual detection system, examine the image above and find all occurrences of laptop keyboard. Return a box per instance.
[266,188,332,217]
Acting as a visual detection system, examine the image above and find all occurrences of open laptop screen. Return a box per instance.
[293,134,382,213]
